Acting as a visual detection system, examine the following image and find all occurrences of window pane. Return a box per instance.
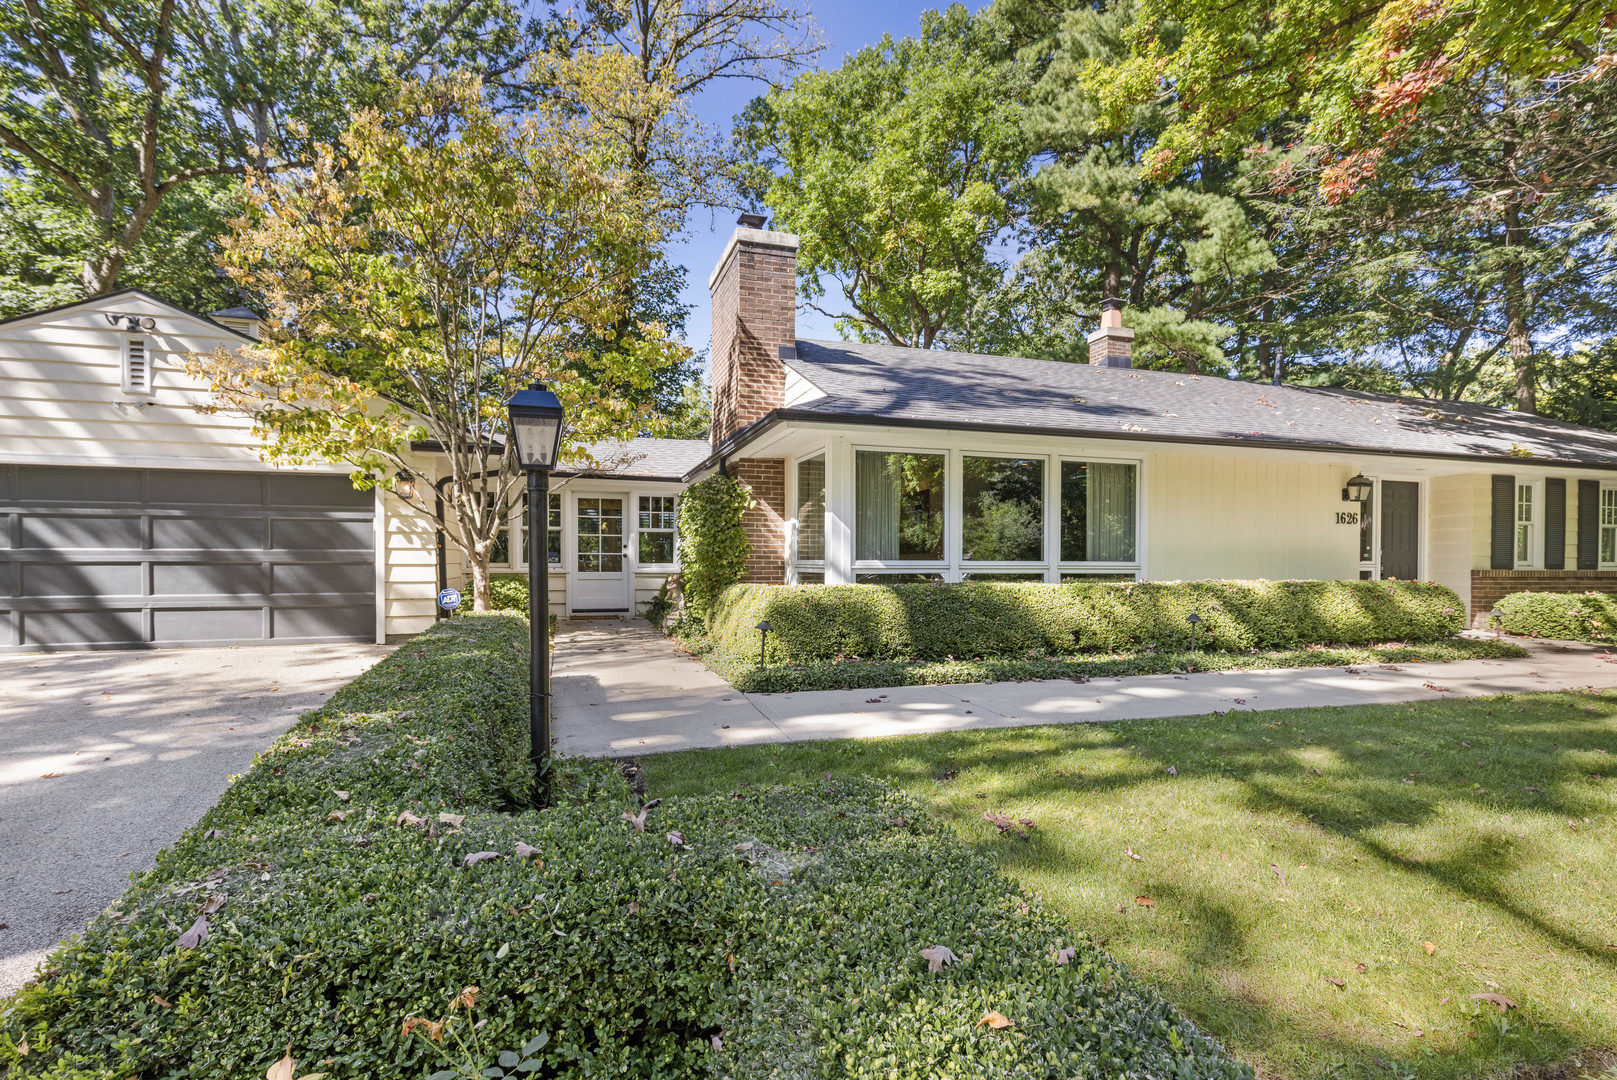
[796,455,825,561]
[1603,527,1615,565]
[854,572,944,584]
[962,456,1043,562]
[640,532,675,563]
[1060,461,1137,562]
[855,451,944,561]
[962,571,1044,581]
[549,494,561,564]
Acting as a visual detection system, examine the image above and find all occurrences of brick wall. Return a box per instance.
[1087,327,1134,367]
[710,230,798,445]
[1469,569,1617,624]
[733,458,786,583]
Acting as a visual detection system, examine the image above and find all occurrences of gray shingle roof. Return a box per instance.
[558,438,711,480]
[782,340,1617,468]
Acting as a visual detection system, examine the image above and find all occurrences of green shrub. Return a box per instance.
[676,474,752,622]
[706,578,1468,664]
[489,573,528,613]
[1496,590,1617,642]
[0,620,1250,1080]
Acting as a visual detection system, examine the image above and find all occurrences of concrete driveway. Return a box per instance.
[0,643,391,995]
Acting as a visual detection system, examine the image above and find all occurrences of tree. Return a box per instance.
[1090,0,1614,194]
[191,72,688,609]
[0,0,522,312]
[738,4,1031,349]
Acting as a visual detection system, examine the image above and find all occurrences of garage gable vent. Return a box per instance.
[122,335,152,395]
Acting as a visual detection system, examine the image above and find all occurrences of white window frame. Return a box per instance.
[634,492,679,570]
[851,442,951,575]
[958,450,1052,576]
[1599,483,1617,568]
[1515,480,1539,568]
[788,448,829,583]
[514,490,563,571]
[1054,454,1144,580]
[120,335,154,395]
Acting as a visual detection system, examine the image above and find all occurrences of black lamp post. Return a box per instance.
[505,381,565,803]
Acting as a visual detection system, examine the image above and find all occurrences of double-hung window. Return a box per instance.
[1601,487,1617,565]
[638,496,677,565]
[515,493,562,566]
[1516,483,1535,566]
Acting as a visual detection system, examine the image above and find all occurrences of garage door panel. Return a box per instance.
[2,466,377,652]
[153,562,268,596]
[272,561,371,594]
[22,515,144,549]
[275,604,372,640]
[24,609,144,646]
[21,562,143,597]
[148,470,263,506]
[17,466,142,504]
[268,473,370,508]
[152,607,264,642]
[272,518,372,551]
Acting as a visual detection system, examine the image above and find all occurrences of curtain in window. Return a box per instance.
[1086,463,1136,561]
[855,452,900,561]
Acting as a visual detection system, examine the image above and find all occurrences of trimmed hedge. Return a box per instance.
[0,617,1251,1080]
[489,573,528,613]
[709,579,1468,664]
[1495,590,1617,642]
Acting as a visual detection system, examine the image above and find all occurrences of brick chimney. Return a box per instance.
[709,215,799,445]
[1086,297,1133,368]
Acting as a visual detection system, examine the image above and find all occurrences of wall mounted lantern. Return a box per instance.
[1342,475,1373,503]
[393,470,417,501]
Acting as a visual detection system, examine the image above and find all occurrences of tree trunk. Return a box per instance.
[1255,297,1274,382]
[1502,198,1536,414]
[82,247,125,296]
[468,555,493,612]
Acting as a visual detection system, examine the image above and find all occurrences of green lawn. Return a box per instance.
[637,692,1617,1080]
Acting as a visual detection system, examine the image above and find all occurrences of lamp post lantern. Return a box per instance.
[505,381,565,803]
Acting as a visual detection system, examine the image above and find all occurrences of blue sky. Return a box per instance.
[666,0,940,367]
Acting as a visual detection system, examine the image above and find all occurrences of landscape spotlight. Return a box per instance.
[756,620,773,667]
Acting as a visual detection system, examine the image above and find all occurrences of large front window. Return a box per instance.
[1060,461,1137,562]
[855,451,944,561]
[962,456,1044,562]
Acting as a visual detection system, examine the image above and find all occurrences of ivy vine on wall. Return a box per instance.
[676,474,754,623]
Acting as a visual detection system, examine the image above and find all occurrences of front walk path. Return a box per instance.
[550,619,1617,758]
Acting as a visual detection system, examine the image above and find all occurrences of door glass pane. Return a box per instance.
[855,451,944,561]
[1358,491,1375,563]
[963,456,1043,561]
[577,498,625,573]
[1060,461,1137,562]
[796,455,825,561]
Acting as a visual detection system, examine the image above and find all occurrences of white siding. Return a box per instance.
[382,486,440,637]
[1146,454,1359,581]
[1428,473,1475,608]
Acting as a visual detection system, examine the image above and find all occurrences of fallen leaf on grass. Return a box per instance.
[1423,941,1436,955]
[666,830,688,847]
[1325,977,1346,988]
[1355,963,1368,973]
[514,842,541,859]
[174,915,209,950]
[920,945,958,972]
[1054,946,1078,965]
[1125,845,1142,861]
[266,1048,295,1080]
[202,829,222,840]
[396,811,426,829]
[333,790,350,802]
[152,994,173,1008]
[1471,992,1517,1011]
[1271,864,1287,885]
[976,1011,1014,1029]
[622,808,649,833]
[734,841,754,853]
[326,810,351,821]
[438,813,465,828]
[463,851,500,867]
[1165,765,1177,776]
[1135,896,1156,907]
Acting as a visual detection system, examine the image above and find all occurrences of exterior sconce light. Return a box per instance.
[1186,612,1204,654]
[1342,475,1373,503]
[393,470,417,501]
[756,620,773,666]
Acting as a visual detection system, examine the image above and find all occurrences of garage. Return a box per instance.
[0,464,375,652]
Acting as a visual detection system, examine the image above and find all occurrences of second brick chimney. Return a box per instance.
[709,216,799,445]
[1086,297,1133,367]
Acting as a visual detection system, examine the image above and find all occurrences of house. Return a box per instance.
[679,221,1617,625]
[0,290,717,652]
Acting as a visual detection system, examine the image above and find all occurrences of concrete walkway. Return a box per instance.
[550,619,1617,758]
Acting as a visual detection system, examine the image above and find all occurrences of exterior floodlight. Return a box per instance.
[505,381,565,471]
[393,470,417,501]
[1342,475,1373,503]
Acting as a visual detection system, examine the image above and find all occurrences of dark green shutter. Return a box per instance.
[1545,478,1566,569]
[1490,475,1514,570]
[1578,479,1600,569]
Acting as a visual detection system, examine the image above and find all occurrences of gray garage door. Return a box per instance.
[0,465,375,652]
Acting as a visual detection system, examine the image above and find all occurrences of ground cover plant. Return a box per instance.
[638,692,1617,1080]
[679,579,1504,691]
[1496,591,1617,644]
[0,616,1250,1080]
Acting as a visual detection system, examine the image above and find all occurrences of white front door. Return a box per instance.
[572,495,629,611]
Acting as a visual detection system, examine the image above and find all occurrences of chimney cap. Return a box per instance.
[737,212,768,229]
[1100,297,1124,311]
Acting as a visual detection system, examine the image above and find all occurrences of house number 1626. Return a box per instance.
[1335,511,1359,525]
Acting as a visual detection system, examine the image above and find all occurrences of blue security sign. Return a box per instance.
[437,587,462,612]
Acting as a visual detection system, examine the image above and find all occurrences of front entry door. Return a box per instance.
[573,496,628,611]
[1380,481,1420,580]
